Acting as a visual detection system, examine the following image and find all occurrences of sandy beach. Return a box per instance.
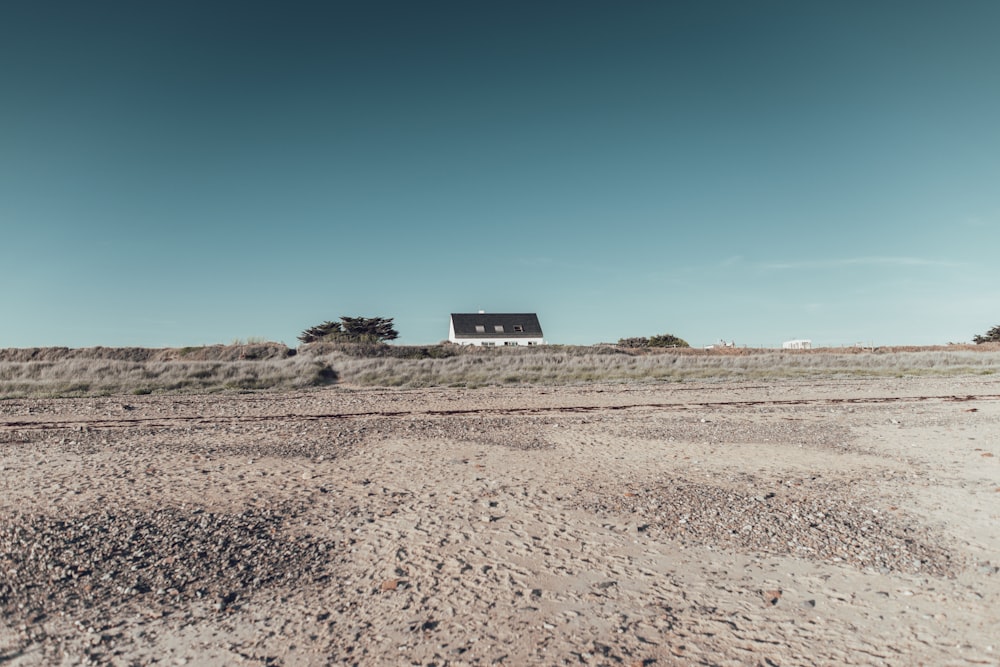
[2,375,999,665]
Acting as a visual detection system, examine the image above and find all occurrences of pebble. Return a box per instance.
[585,475,961,577]
[0,503,338,643]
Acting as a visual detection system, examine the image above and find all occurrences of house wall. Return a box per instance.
[449,337,543,346]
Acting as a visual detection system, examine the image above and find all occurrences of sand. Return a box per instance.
[1,376,998,665]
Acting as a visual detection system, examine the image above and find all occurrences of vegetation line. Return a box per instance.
[1,343,999,398]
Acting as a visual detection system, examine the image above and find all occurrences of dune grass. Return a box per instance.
[0,357,338,398]
[320,347,1000,388]
[2,344,998,398]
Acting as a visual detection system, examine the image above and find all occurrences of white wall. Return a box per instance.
[448,337,544,346]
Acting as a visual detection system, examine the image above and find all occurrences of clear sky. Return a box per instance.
[2,1,998,349]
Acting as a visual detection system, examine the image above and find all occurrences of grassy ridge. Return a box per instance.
[324,346,1000,388]
[1,344,999,398]
[0,356,337,398]
[0,343,294,363]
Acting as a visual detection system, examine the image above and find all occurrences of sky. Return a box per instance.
[2,1,999,349]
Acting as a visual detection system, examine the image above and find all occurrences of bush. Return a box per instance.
[309,363,339,386]
[648,334,690,348]
[297,342,458,359]
[618,333,689,348]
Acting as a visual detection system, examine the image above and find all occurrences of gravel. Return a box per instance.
[1,503,339,661]
[584,474,962,577]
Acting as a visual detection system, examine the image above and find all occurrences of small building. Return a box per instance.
[449,313,544,347]
[782,339,812,350]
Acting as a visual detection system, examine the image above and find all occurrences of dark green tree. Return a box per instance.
[648,333,690,348]
[973,324,1000,344]
[298,321,343,344]
[339,316,399,343]
[298,316,399,344]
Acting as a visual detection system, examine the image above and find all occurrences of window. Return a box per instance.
[482,341,496,347]
[504,341,519,346]
[475,325,485,333]
[513,325,524,333]
[494,325,504,333]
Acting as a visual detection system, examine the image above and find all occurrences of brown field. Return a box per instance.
[2,350,999,664]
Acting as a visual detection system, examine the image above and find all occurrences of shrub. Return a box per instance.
[617,337,649,348]
[648,333,690,348]
[309,363,339,386]
[618,334,689,348]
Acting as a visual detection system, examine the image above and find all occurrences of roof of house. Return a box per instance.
[450,313,543,338]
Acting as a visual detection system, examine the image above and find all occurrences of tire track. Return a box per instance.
[3,393,998,432]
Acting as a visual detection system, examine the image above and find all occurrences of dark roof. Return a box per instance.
[450,313,543,338]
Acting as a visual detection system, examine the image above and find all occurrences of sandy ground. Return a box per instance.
[2,376,999,666]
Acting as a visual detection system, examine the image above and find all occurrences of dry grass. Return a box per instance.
[0,343,294,363]
[0,357,337,398]
[320,346,1000,388]
[3,344,997,397]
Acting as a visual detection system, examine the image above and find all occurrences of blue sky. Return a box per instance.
[2,1,998,348]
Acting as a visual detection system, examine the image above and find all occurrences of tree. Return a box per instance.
[339,316,399,343]
[648,333,690,348]
[973,324,1000,344]
[299,316,399,344]
[298,320,343,344]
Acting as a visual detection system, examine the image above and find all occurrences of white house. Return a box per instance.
[782,339,812,350]
[448,313,544,346]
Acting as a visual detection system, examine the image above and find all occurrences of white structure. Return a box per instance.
[782,339,812,350]
[449,313,544,346]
